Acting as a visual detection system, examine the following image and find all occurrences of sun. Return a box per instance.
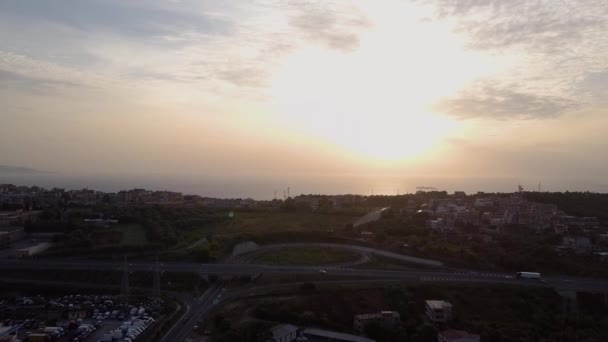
[268,2,502,162]
[269,47,459,161]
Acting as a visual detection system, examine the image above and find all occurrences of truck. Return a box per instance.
[516,272,541,279]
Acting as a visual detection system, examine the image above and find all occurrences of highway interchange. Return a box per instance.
[2,243,608,341]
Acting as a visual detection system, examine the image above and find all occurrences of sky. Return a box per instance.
[1,0,608,198]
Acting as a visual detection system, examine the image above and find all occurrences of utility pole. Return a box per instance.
[287,187,290,199]
[121,256,129,304]
[152,256,161,301]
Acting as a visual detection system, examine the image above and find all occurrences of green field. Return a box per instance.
[219,211,357,234]
[255,247,360,265]
[176,210,359,248]
[114,224,148,246]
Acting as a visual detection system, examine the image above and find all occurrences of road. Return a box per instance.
[1,259,608,293]
[228,242,438,266]
[3,242,608,341]
[160,283,225,342]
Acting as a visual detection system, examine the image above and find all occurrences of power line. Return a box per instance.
[152,255,161,301]
[121,256,129,304]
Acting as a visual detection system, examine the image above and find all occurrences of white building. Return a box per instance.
[270,324,299,342]
[353,311,400,334]
[425,300,452,323]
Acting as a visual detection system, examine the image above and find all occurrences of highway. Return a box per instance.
[3,242,608,342]
[228,242,440,266]
[159,283,225,342]
[1,258,608,293]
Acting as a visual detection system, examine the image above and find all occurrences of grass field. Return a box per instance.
[218,211,357,235]
[175,210,359,249]
[114,224,148,246]
[255,247,360,265]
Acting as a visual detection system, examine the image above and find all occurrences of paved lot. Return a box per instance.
[74,320,123,342]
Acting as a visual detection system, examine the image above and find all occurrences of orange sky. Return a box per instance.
[1,0,608,197]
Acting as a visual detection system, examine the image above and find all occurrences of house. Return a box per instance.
[553,224,568,235]
[15,242,52,257]
[561,236,592,253]
[0,227,25,249]
[360,231,374,240]
[427,219,445,231]
[353,311,400,334]
[302,328,375,342]
[270,324,299,342]
[438,329,480,342]
[425,300,452,323]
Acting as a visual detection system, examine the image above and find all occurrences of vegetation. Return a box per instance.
[113,223,148,245]
[355,210,608,277]
[255,247,360,265]
[524,191,608,223]
[245,284,608,342]
[1,269,208,294]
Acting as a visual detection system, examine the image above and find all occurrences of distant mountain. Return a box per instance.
[0,165,49,174]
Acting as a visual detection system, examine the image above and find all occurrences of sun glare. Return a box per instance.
[270,2,499,162]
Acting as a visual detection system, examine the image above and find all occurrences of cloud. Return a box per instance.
[287,2,370,51]
[0,0,234,39]
[435,82,578,120]
[578,69,608,102]
[425,0,608,120]
[0,165,49,174]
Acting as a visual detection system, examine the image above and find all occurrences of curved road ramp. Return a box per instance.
[232,241,260,257]
[237,242,443,268]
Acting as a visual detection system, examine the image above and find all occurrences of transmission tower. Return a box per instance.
[120,256,129,303]
[152,256,161,300]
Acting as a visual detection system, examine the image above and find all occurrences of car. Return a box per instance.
[319,270,327,274]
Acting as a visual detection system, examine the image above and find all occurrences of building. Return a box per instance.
[16,242,52,258]
[270,324,299,342]
[438,330,480,342]
[360,231,374,240]
[425,300,452,323]
[427,219,445,231]
[0,227,25,249]
[353,311,400,334]
[302,328,375,342]
[561,236,592,253]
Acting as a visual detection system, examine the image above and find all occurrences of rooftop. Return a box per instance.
[302,328,375,342]
[425,300,452,310]
[439,329,480,340]
[271,324,299,339]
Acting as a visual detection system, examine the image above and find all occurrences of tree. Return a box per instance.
[192,246,211,262]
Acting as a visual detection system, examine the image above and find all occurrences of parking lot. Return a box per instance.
[80,319,123,342]
[0,294,161,342]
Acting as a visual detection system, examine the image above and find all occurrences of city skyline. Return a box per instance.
[2,0,608,197]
